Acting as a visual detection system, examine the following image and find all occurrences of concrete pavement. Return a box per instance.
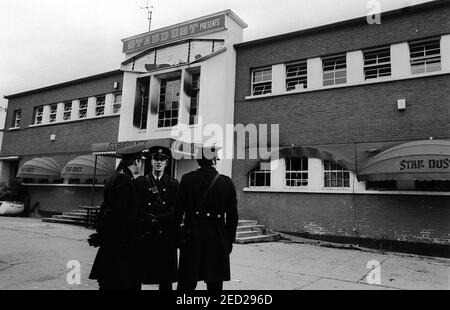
[0,217,448,290]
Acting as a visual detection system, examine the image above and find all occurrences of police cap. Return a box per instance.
[148,146,171,161]
[117,144,146,160]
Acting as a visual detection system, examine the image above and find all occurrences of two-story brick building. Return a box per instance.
[232,0,450,254]
[1,70,123,214]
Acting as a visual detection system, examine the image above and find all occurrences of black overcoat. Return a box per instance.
[89,166,142,287]
[175,166,238,283]
[135,173,179,284]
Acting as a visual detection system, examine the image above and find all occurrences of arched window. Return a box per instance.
[285,157,308,187]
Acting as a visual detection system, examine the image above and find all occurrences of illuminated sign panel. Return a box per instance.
[123,14,226,54]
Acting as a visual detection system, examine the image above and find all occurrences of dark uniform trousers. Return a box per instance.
[136,173,179,290]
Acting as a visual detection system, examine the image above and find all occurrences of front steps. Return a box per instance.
[235,220,280,244]
[42,208,89,227]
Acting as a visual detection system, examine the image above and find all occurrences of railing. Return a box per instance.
[80,205,100,229]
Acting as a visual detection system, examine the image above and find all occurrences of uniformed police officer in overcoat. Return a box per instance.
[88,145,145,290]
[135,146,179,290]
[175,146,238,291]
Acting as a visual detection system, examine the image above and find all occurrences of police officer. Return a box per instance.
[88,144,145,290]
[175,146,238,291]
[135,146,179,290]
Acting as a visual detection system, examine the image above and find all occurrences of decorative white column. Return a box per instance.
[391,43,411,78]
[104,93,114,115]
[307,58,322,89]
[71,100,80,120]
[56,102,64,122]
[87,97,96,118]
[308,158,323,190]
[179,69,190,127]
[270,158,284,189]
[271,63,286,94]
[347,51,364,84]
[441,34,450,71]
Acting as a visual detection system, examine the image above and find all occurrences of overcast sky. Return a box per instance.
[0,0,434,127]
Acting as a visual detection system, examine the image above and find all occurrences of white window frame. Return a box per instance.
[322,54,347,86]
[285,157,309,188]
[113,93,122,114]
[95,96,105,116]
[34,106,43,125]
[286,61,307,91]
[49,104,57,123]
[363,46,392,80]
[248,162,271,188]
[63,101,72,121]
[409,37,441,74]
[323,160,350,189]
[12,109,21,128]
[251,67,272,96]
[158,77,180,128]
[79,99,88,119]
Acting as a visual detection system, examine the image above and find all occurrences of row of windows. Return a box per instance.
[11,93,121,128]
[249,157,450,192]
[249,158,351,189]
[251,37,442,96]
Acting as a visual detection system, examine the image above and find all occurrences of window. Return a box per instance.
[251,67,272,95]
[415,180,450,191]
[249,162,271,187]
[79,99,88,119]
[409,38,441,74]
[189,73,200,125]
[285,157,308,187]
[95,96,105,116]
[363,46,391,80]
[113,93,122,114]
[286,61,307,91]
[34,106,43,125]
[133,77,150,130]
[322,54,347,86]
[324,161,350,188]
[158,77,180,128]
[12,110,21,128]
[49,104,57,123]
[63,101,72,121]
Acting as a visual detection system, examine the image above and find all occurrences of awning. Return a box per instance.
[92,138,203,159]
[16,157,61,179]
[357,139,450,181]
[250,145,355,172]
[61,155,115,181]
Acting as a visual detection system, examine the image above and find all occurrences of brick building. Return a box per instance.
[232,0,450,253]
[1,70,123,214]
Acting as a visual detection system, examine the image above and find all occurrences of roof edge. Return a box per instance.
[4,69,123,100]
[234,0,449,49]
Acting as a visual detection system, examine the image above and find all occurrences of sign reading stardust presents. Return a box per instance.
[123,13,226,54]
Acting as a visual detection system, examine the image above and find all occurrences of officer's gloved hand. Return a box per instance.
[88,233,102,248]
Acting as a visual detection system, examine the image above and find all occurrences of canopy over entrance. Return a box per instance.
[357,139,450,181]
[61,155,115,182]
[16,157,61,179]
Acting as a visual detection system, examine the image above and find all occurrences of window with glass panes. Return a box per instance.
[63,101,72,120]
[79,99,88,118]
[363,46,391,80]
[409,38,441,74]
[322,54,347,86]
[285,157,308,187]
[158,77,180,128]
[189,73,200,125]
[49,104,57,123]
[34,106,43,124]
[251,67,272,95]
[324,161,350,188]
[249,162,271,187]
[286,61,307,91]
[113,93,122,114]
[12,110,21,128]
[95,96,105,116]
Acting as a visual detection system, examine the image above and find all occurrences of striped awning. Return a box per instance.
[61,155,115,181]
[17,157,61,179]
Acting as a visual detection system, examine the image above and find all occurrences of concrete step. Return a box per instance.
[42,218,87,227]
[70,209,90,214]
[236,225,265,232]
[238,220,258,227]
[62,212,88,217]
[235,234,281,244]
[53,215,87,221]
[236,230,264,238]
